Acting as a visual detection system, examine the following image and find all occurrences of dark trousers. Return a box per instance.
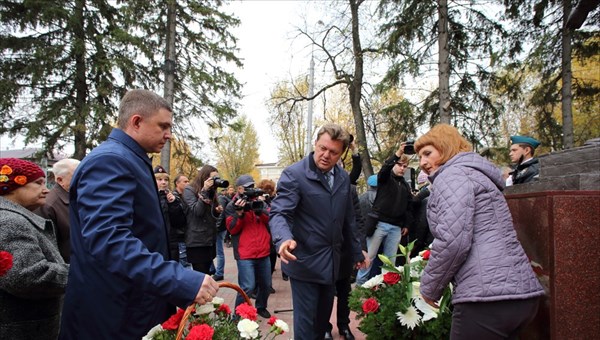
[326,276,352,332]
[290,278,335,340]
[451,297,541,340]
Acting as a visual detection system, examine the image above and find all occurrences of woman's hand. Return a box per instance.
[203,177,214,191]
[423,296,439,309]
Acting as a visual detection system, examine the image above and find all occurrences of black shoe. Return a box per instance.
[249,292,257,299]
[324,331,333,340]
[257,308,271,318]
[340,328,355,340]
[269,286,276,294]
[282,273,289,281]
[212,275,224,281]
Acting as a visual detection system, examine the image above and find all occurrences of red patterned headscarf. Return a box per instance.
[0,158,46,195]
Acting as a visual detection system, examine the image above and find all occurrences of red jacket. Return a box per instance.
[226,209,271,260]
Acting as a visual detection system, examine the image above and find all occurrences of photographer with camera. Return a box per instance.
[154,165,187,263]
[224,174,272,319]
[355,141,416,286]
[184,165,228,274]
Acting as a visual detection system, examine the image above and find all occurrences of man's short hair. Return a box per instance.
[117,89,172,129]
[315,123,351,150]
[52,158,80,177]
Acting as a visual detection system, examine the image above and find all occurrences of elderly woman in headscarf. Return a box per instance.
[0,158,69,339]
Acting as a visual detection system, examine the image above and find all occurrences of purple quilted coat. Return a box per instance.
[420,152,544,304]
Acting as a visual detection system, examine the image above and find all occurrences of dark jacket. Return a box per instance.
[36,184,71,262]
[410,184,433,256]
[216,193,232,232]
[1,197,69,340]
[372,155,414,228]
[339,185,368,279]
[511,158,540,184]
[225,197,271,260]
[158,190,187,260]
[269,153,365,285]
[60,128,204,340]
[183,186,218,248]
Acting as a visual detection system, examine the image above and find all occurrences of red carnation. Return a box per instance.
[362,298,379,314]
[187,324,214,340]
[0,251,13,277]
[383,272,401,285]
[268,316,277,325]
[422,250,431,260]
[162,308,186,330]
[235,303,258,321]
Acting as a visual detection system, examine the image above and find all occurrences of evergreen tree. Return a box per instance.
[377,0,509,150]
[0,0,242,159]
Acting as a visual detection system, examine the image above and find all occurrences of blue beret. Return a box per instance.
[367,175,377,187]
[510,135,540,149]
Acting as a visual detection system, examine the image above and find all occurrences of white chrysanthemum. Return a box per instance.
[396,306,421,330]
[211,296,225,306]
[142,324,164,340]
[237,318,260,339]
[415,297,439,321]
[411,255,423,263]
[411,282,422,299]
[195,303,215,315]
[361,274,384,289]
[274,319,289,333]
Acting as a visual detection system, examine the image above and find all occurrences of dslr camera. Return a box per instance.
[238,188,265,211]
[212,176,229,188]
[404,140,415,155]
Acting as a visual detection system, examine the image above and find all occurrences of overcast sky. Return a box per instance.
[226,0,314,164]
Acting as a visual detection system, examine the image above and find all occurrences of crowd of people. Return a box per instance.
[0,88,545,340]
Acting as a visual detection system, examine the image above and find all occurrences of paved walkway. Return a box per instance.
[215,244,366,340]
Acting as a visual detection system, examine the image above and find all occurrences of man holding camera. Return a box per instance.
[154,165,187,263]
[355,142,415,286]
[225,174,272,319]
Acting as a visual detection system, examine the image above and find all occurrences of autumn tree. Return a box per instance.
[267,78,310,167]
[210,115,260,183]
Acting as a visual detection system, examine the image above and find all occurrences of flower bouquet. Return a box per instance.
[349,242,452,340]
[143,282,289,340]
[0,250,13,277]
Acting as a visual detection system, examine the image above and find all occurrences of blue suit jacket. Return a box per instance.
[60,129,203,339]
[269,153,364,285]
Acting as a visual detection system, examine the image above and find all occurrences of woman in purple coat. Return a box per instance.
[415,124,544,340]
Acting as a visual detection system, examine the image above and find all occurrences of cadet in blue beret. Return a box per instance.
[507,135,541,185]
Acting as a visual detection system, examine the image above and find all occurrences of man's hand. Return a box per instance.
[396,142,406,158]
[401,227,409,236]
[194,274,220,305]
[278,240,297,264]
[355,250,371,269]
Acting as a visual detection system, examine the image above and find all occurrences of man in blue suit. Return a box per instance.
[270,123,369,339]
[60,89,219,339]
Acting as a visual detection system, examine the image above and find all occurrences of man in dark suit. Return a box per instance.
[60,89,219,339]
[36,158,80,263]
[270,123,369,339]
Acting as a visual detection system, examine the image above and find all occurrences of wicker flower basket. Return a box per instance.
[175,281,251,340]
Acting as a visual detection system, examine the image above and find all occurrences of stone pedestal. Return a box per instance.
[504,139,600,339]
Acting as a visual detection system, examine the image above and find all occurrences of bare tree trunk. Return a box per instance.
[161,0,177,171]
[349,0,374,177]
[73,0,88,160]
[438,0,451,124]
[561,0,574,149]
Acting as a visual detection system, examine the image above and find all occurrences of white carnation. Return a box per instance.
[237,318,259,339]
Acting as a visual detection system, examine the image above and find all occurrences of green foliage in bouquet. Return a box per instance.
[349,241,452,340]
